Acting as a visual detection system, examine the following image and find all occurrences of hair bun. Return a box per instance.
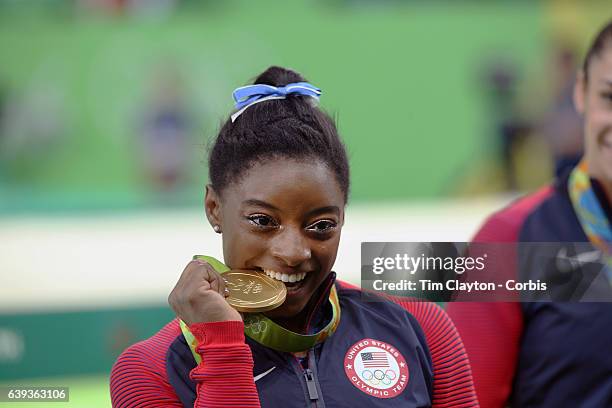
[253,66,306,87]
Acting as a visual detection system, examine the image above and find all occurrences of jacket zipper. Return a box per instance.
[292,351,324,407]
[303,368,319,401]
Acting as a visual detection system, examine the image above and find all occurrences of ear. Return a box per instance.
[573,70,586,115]
[204,184,222,230]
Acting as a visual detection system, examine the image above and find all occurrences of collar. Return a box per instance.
[568,161,612,281]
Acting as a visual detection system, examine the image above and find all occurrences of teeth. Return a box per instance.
[262,269,306,283]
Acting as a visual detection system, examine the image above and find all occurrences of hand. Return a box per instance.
[168,259,242,325]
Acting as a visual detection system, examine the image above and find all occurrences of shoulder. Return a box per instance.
[387,298,459,349]
[336,280,422,325]
[336,281,454,346]
[110,320,181,406]
[112,319,180,372]
[476,185,555,242]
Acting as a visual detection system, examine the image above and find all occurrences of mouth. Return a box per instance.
[260,268,309,290]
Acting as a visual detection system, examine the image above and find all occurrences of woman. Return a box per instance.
[110,66,478,407]
[447,21,612,407]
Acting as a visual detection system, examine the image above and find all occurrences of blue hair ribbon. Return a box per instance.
[231,82,321,122]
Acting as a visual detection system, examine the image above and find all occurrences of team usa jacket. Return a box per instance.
[111,280,479,407]
[447,171,612,407]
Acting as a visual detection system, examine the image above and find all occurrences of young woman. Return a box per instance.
[110,66,478,407]
[447,21,612,408]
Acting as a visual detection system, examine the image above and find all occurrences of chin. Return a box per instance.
[602,167,612,186]
[264,300,306,319]
[595,156,612,184]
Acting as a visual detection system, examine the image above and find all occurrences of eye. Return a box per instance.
[247,214,278,228]
[306,219,337,233]
[600,92,612,102]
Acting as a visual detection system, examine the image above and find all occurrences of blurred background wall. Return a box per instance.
[0,1,610,406]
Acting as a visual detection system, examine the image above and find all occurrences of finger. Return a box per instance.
[190,260,218,286]
[218,274,227,294]
[188,259,226,295]
[210,272,228,296]
[203,265,227,295]
[178,260,207,287]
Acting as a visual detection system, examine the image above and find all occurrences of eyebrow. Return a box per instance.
[306,206,341,218]
[242,199,340,217]
[600,78,612,87]
[242,199,279,211]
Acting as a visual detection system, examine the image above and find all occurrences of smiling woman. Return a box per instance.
[109,66,478,407]
[446,21,612,408]
[206,159,345,328]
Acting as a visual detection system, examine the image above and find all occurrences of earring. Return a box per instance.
[213,225,221,233]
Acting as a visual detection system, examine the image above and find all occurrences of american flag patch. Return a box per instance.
[360,352,389,368]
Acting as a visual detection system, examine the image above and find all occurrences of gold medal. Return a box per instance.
[224,269,287,313]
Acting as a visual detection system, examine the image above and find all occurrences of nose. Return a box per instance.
[270,226,312,267]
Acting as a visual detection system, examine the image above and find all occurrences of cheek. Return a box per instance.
[589,108,612,130]
[222,224,267,267]
[313,235,341,268]
[586,90,612,129]
[584,105,612,150]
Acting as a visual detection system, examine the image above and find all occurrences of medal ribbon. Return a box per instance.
[180,256,341,364]
[568,161,612,284]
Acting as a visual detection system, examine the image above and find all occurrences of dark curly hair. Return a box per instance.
[208,66,350,202]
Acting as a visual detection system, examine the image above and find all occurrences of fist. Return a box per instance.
[168,259,242,325]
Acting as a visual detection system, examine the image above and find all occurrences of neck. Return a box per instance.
[586,159,612,207]
[266,273,335,334]
[268,288,325,334]
[270,308,311,334]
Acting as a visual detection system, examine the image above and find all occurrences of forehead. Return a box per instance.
[589,42,612,82]
[224,158,345,208]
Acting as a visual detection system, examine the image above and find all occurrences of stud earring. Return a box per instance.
[213,225,221,233]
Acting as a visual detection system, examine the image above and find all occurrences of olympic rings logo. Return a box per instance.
[344,339,409,398]
[244,317,268,334]
[360,369,397,386]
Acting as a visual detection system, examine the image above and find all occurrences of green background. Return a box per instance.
[0,0,572,214]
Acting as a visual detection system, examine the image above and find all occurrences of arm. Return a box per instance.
[110,333,184,407]
[190,321,261,407]
[445,302,522,408]
[445,204,535,408]
[110,321,261,408]
[401,301,479,408]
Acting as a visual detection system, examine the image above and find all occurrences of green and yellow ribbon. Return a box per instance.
[568,161,612,284]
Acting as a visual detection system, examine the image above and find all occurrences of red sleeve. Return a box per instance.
[110,320,260,408]
[446,302,521,408]
[398,300,479,407]
[445,187,551,408]
[189,321,261,407]
[110,320,185,407]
